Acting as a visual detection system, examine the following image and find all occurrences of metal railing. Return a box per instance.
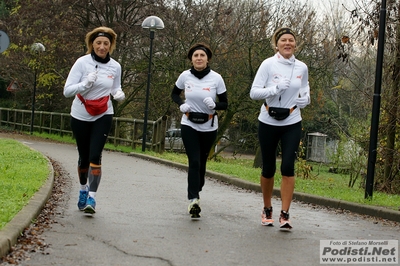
[0,108,168,152]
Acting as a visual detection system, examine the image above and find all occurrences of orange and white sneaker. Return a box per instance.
[279,210,292,230]
[261,207,274,226]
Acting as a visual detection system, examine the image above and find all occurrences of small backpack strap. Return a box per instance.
[77,94,85,104]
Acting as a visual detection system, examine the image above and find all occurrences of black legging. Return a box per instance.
[70,115,113,168]
[181,125,217,200]
[258,121,302,178]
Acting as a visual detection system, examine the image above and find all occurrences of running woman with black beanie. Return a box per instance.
[250,28,310,229]
[171,43,228,218]
[64,26,125,214]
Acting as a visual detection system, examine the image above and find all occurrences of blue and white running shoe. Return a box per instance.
[83,196,96,214]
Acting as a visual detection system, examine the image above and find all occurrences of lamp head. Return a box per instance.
[141,16,164,31]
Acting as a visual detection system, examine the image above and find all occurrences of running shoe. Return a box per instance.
[188,198,201,218]
[83,196,96,214]
[279,210,292,229]
[77,186,89,211]
[261,207,274,226]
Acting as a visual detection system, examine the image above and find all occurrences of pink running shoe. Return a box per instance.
[279,210,292,230]
[261,207,274,226]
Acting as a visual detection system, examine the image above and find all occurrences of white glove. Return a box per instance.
[296,97,309,108]
[203,97,216,109]
[276,77,290,95]
[180,103,191,113]
[113,90,125,102]
[84,72,97,88]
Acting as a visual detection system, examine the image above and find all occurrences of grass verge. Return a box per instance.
[0,138,49,230]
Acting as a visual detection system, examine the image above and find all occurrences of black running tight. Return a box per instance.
[258,121,302,177]
[70,115,113,169]
[181,125,217,200]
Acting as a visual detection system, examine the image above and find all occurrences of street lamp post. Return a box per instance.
[365,0,387,199]
[30,42,45,135]
[141,16,164,151]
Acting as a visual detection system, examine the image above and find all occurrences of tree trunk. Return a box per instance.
[253,146,262,168]
[209,108,236,160]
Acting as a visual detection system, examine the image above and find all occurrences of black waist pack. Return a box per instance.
[188,112,212,124]
[265,103,297,121]
[268,107,290,120]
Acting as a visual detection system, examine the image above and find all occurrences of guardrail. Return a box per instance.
[0,108,168,152]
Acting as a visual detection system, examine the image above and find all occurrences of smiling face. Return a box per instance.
[191,49,208,71]
[92,36,111,59]
[276,33,296,59]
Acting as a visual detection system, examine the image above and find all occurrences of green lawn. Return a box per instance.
[0,138,49,230]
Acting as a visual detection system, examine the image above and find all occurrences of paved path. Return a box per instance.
[3,139,400,265]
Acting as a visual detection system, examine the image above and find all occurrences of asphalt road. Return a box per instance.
[4,139,400,266]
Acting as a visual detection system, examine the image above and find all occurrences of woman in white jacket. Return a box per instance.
[64,26,125,214]
[250,28,310,229]
[171,43,228,219]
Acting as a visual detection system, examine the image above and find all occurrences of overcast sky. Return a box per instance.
[302,0,356,23]
[303,0,355,13]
